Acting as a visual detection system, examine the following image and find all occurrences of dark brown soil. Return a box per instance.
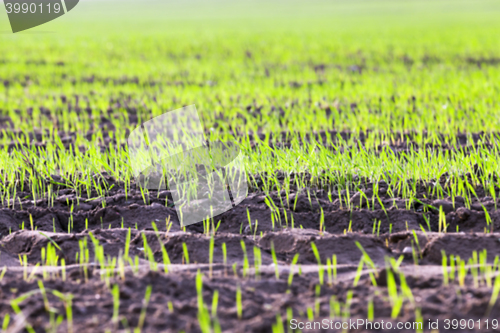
[1,102,500,331]
[1,178,500,332]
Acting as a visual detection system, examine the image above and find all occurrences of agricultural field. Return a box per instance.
[1,0,500,331]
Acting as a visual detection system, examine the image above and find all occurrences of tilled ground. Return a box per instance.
[1,181,500,332]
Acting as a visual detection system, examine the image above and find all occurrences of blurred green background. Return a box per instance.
[1,0,500,134]
[1,0,500,192]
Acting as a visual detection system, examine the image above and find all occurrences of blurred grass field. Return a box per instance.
[1,0,500,132]
[2,3,500,330]
[2,3,500,331]
[1,0,500,197]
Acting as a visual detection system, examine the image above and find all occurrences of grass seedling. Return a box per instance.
[232,262,238,278]
[415,308,424,333]
[286,307,293,328]
[151,222,171,273]
[141,233,157,271]
[253,246,262,280]
[386,268,403,319]
[342,290,353,320]
[314,284,321,317]
[411,241,419,266]
[196,270,211,333]
[222,242,227,276]
[246,208,252,234]
[240,240,249,278]
[236,286,242,319]
[329,295,341,319]
[470,251,479,288]
[326,258,332,285]
[399,272,415,305]
[124,228,131,260]
[61,258,66,281]
[319,207,324,234]
[2,314,10,331]
[78,237,89,282]
[112,284,120,327]
[479,249,488,284]
[422,214,431,232]
[10,290,39,333]
[412,230,422,258]
[270,241,280,279]
[52,291,73,333]
[272,313,285,333]
[253,220,259,239]
[38,280,61,333]
[307,306,314,320]
[310,242,324,285]
[212,290,219,318]
[287,253,300,286]
[89,232,111,284]
[486,272,500,317]
[367,298,374,321]
[209,235,215,278]
[40,232,63,252]
[182,242,190,264]
[20,254,28,281]
[353,256,365,287]
[332,254,338,283]
[0,266,6,281]
[166,216,172,234]
[438,206,446,233]
[354,242,378,285]
[118,256,126,280]
[135,285,152,333]
[457,257,468,287]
